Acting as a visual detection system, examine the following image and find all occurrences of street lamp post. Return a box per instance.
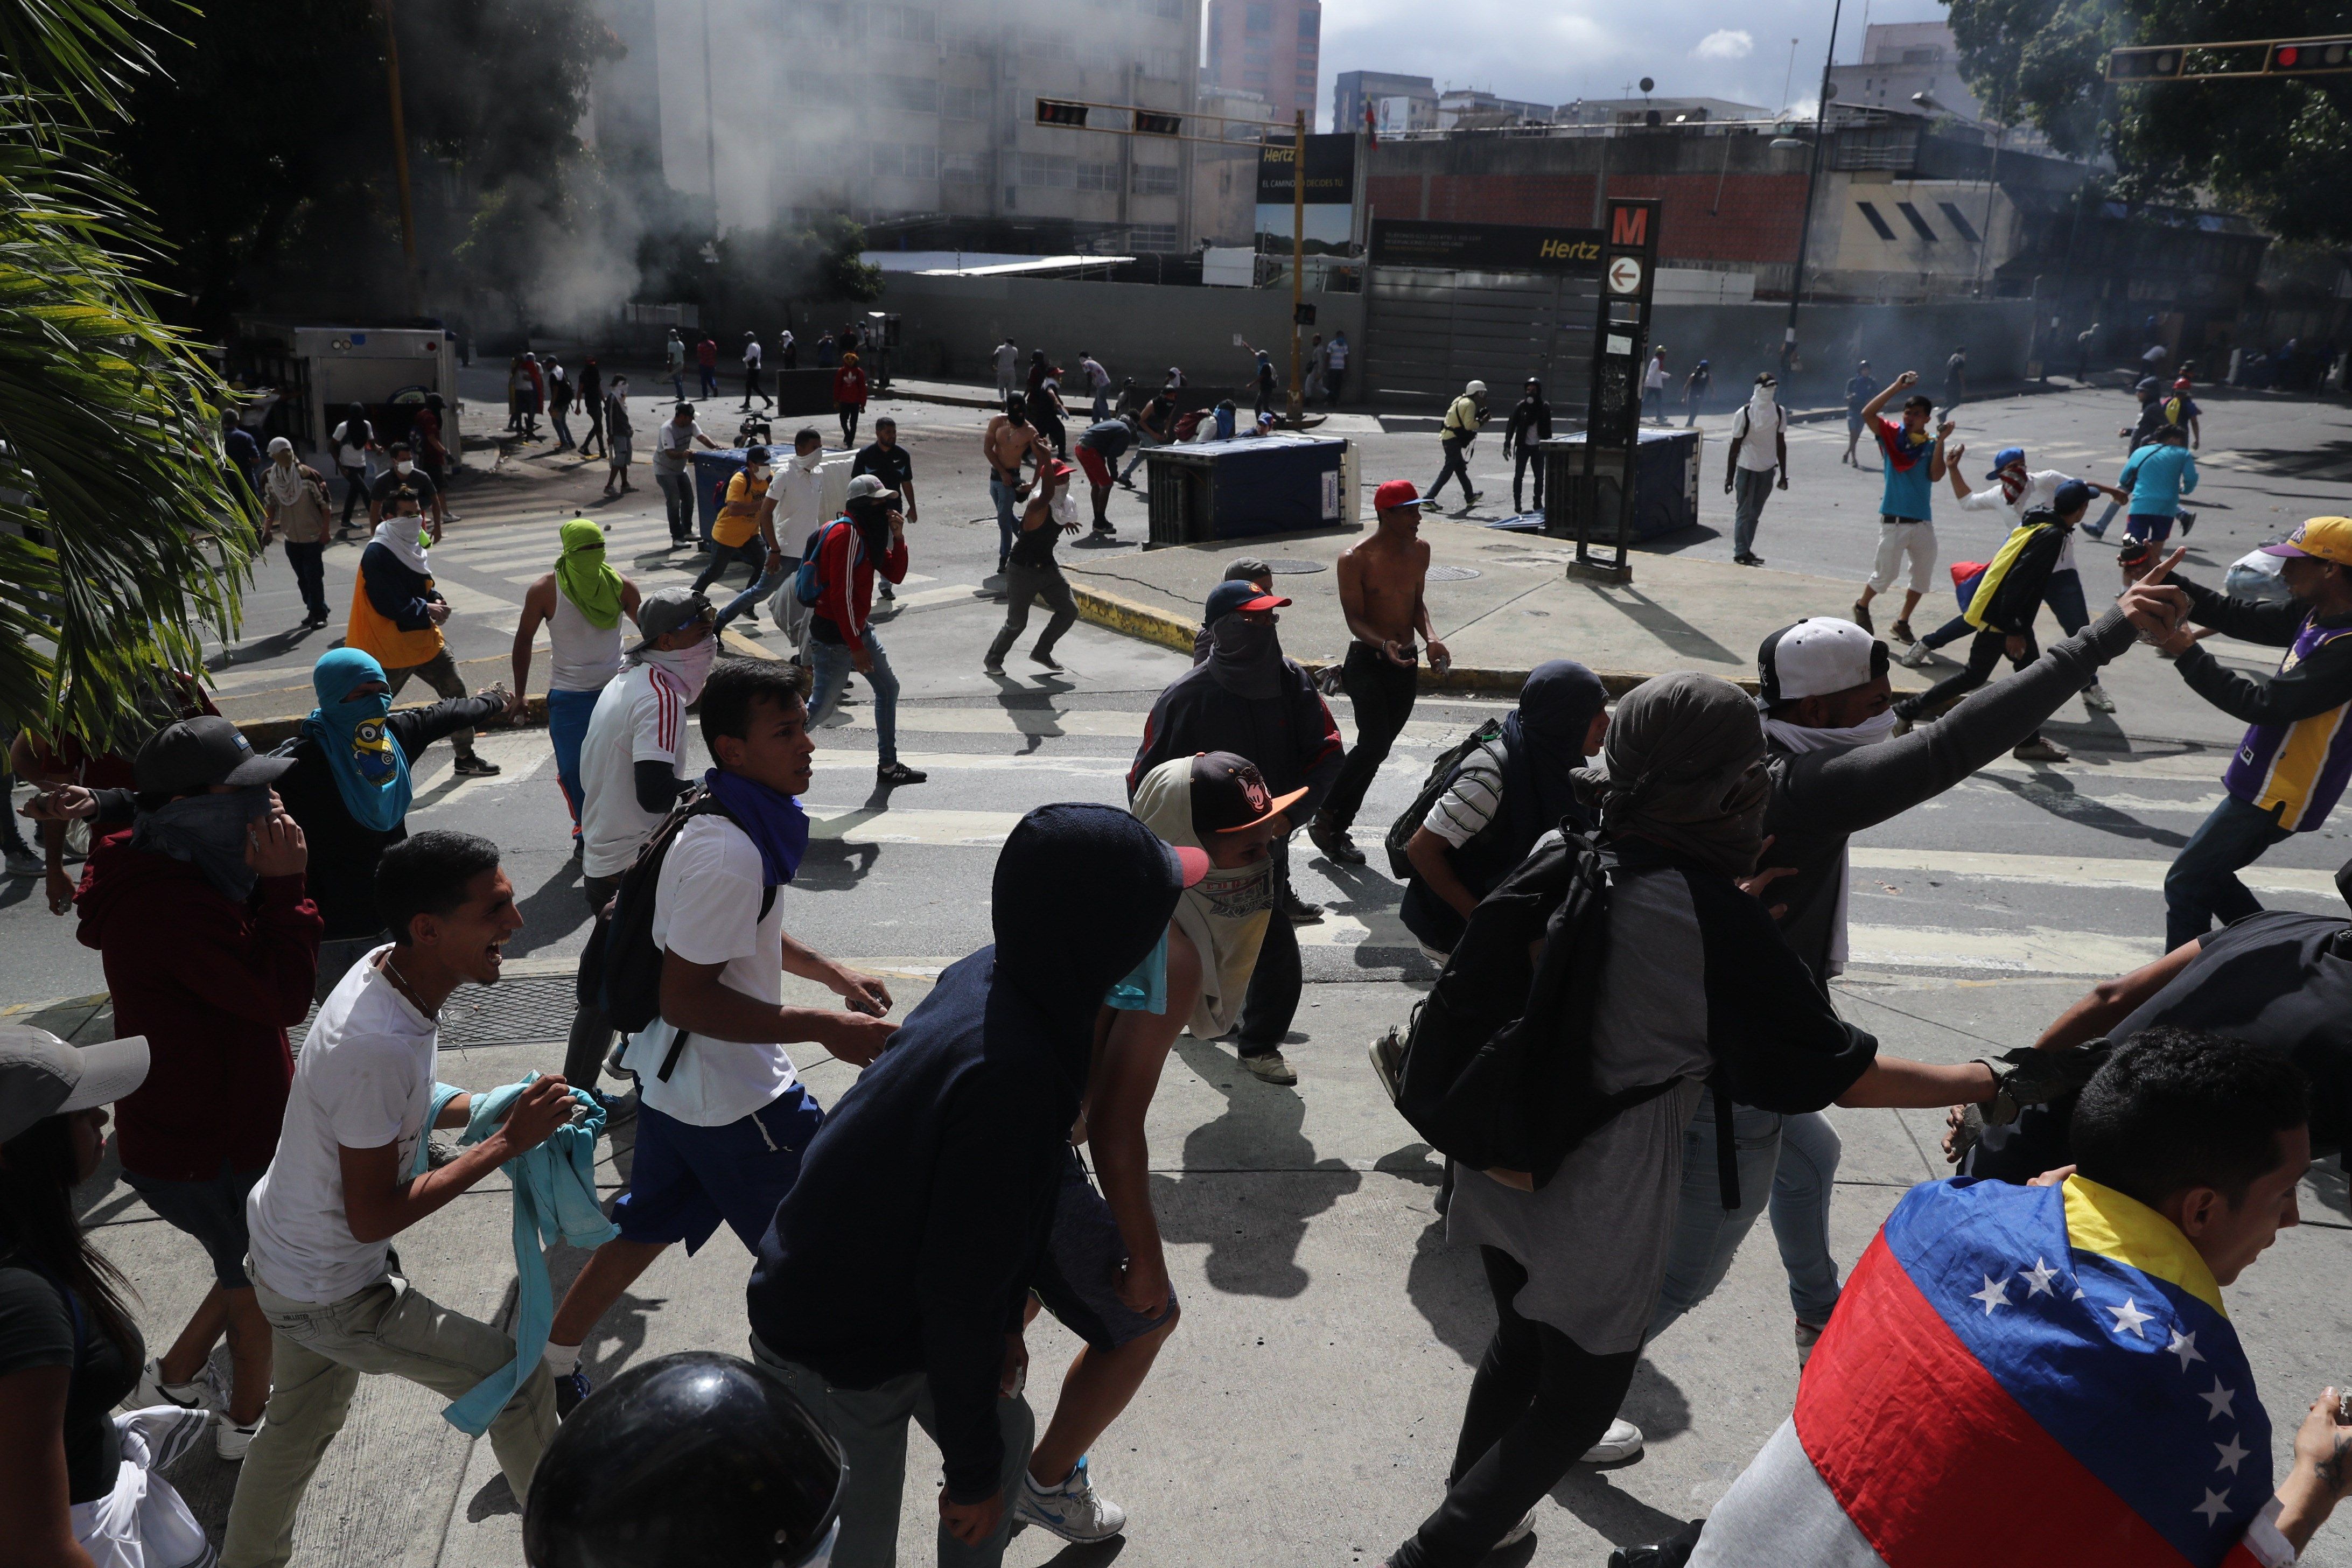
[1781,0,1845,377]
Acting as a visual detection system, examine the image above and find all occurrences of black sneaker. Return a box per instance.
[1307,815,1366,865]
[1283,890,1325,922]
[1851,600,1874,634]
[2178,512,2196,536]
[555,1369,592,1419]
[877,761,928,786]
[982,657,1006,675]
[452,754,501,778]
[1028,649,1065,671]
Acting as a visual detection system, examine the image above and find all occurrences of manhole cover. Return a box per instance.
[1425,565,1483,582]
[1261,559,1326,573]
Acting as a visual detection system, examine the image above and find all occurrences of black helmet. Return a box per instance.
[522,1353,843,1568]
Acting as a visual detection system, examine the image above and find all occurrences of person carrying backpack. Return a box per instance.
[542,659,897,1418]
[1375,671,2027,1568]
[1395,660,1607,961]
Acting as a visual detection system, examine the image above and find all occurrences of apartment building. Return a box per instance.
[1333,71,1436,136]
[1203,0,1321,128]
[641,0,1202,250]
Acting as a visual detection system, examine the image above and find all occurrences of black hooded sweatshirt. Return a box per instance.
[745,803,1182,1504]
[1132,627,1345,815]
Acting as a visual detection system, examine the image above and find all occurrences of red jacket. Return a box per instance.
[832,366,868,407]
[810,516,907,653]
[74,831,321,1181]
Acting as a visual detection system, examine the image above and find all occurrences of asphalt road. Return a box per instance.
[12,377,2352,1566]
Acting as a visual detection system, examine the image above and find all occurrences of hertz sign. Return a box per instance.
[1369,219,1611,275]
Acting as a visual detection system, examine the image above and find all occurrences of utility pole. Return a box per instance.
[1289,108,1306,425]
[375,0,422,317]
[1781,0,1845,376]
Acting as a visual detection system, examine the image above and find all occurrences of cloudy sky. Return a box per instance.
[1315,0,1950,125]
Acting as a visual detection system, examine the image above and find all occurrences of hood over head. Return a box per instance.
[1573,670,1769,879]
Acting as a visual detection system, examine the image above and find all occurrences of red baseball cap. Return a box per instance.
[1374,479,1426,511]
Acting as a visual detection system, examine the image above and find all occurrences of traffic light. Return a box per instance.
[1134,110,1183,136]
[1035,99,1089,128]
[2105,46,2182,81]
[2270,37,2352,74]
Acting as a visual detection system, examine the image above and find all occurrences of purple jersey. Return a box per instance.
[2222,615,2352,830]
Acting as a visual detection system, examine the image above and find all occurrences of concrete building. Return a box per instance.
[1434,89,1553,130]
[632,0,1201,250]
[1826,23,1984,124]
[1204,0,1321,129]
[1193,83,1273,247]
[1333,71,1437,137]
[1554,96,1771,128]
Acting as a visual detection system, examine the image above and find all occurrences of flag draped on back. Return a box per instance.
[1695,1175,2294,1568]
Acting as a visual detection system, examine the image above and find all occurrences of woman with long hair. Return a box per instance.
[1,1026,216,1568]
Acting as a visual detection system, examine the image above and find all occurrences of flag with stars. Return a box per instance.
[1692,1174,2293,1568]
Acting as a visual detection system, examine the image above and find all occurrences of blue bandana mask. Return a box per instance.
[1103,926,1170,1014]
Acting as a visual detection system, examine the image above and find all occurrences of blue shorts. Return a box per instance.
[2125,513,2175,545]
[613,1083,824,1254]
[126,1163,263,1289]
[1031,1147,1177,1352]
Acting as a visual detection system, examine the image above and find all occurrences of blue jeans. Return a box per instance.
[1646,1100,1844,1345]
[716,555,794,632]
[1731,467,1774,557]
[546,687,602,832]
[808,619,900,765]
[2045,567,2089,638]
[550,407,573,447]
[2165,794,2294,950]
[989,477,1019,570]
[654,471,695,540]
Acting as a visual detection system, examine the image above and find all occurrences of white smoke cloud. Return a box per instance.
[1695,29,1755,61]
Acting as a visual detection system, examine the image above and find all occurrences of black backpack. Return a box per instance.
[1384,717,1507,878]
[1396,829,1679,1186]
[577,787,776,1083]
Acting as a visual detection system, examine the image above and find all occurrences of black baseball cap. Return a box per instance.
[1189,751,1308,836]
[1203,580,1290,623]
[134,715,294,797]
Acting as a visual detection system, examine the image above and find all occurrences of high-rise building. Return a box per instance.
[1205,0,1321,129]
[1332,71,1436,137]
[1825,22,1986,123]
[634,0,1203,249]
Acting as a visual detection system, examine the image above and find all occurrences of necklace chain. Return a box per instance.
[382,954,439,1018]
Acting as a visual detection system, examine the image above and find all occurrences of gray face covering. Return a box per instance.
[1206,615,1283,698]
[130,785,271,902]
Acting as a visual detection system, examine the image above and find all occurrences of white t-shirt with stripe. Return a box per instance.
[579,659,692,878]
[1422,747,1507,848]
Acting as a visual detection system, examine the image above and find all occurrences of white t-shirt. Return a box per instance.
[1325,338,1348,369]
[1083,358,1110,391]
[1423,748,1506,847]
[1729,403,1788,472]
[1959,467,2082,573]
[618,813,798,1126]
[245,950,438,1303]
[771,458,828,556]
[744,340,762,368]
[1644,360,1669,393]
[579,660,693,878]
[332,421,370,471]
[653,418,702,475]
[994,342,1019,377]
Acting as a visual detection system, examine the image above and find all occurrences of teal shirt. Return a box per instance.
[1874,417,1937,521]
[2119,444,2197,516]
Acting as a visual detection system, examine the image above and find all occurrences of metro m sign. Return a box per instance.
[1609,206,1649,249]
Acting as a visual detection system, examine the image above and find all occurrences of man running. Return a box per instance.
[1428,381,1486,508]
[2117,423,2200,547]
[1309,480,1446,866]
[2084,377,2178,540]
[2121,524,2352,949]
[985,458,1081,675]
[982,395,1047,577]
[1852,370,1952,644]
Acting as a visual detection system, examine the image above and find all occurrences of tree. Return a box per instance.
[0,0,258,751]
[1947,0,2352,243]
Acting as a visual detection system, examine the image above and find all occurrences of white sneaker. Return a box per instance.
[135,1357,220,1415]
[1496,1504,1539,1549]
[2082,682,2117,714]
[1012,1454,1128,1542]
[1896,639,1934,669]
[215,1415,262,1462]
[1580,1417,1644,1464]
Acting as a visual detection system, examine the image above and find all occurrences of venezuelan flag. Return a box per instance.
[1692,1176,2294,1568]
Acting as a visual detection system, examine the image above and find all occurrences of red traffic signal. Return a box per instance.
[1134,110,1183,136]
[1035,99,1089,128]
[2271,37,2352,73]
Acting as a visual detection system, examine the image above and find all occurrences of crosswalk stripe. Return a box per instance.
[1849,845,2335,897]
[1846,923,2158,975]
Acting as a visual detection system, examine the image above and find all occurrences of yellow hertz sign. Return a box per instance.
[1539,237,1602,263]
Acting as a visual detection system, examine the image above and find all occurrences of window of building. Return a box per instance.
[1936,202,1980,242]
[942,151,988,184]
[1077,160,1121,191]
[1130,222,1179,249]
[1856,201,1898,241]
[1140,46,1184,79]
[871,143,939,180]
[1298,10,1318,39]
[942,84,989,120]
[1893,201,1939,240]
[1132,162,1179,195]
[1243,70,1269,86]
[1018,152,1075,187]
[1245,3,1272,31]
[1901,45,1941,62]
[876,74,938,113]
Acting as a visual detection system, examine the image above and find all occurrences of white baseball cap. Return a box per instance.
[0,1026,150,1145]
[1758,618,1884,705]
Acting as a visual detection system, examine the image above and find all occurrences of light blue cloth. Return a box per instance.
[412,1075,616,1435]
[1103,926,1170,1013]
[2119,442,2198,516]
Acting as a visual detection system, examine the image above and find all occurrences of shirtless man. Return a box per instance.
[1308,479,1448,865]
[983,393,1048,577]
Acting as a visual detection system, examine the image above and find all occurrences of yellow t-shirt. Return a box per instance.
[715,470,768,548]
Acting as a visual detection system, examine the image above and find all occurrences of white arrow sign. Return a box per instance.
[1607,255,1644,295]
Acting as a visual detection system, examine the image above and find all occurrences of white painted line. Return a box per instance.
[825,706,1147,739]
[430,580,521,616]
[1845,923,2160,975]
[1849,845,2339,897]
[880,583,994,611]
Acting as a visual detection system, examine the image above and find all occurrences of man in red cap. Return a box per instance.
[1311,480,1448,865]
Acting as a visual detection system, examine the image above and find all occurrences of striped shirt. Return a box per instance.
[1422,748,1506,847]
[578,660,691,878]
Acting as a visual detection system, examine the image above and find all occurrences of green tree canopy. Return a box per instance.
[0,0,257,751]
[1947,0,2352,243]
